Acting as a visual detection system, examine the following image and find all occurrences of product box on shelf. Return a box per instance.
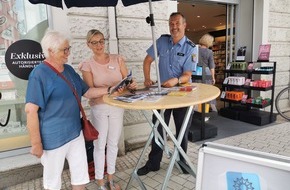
[226,91,244,101]
[230,62,247,71]
[227,76,246,86]
[250,80,272,88]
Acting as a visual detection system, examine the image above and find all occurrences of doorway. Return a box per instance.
[178,1,238,111]
[178,1,237,84]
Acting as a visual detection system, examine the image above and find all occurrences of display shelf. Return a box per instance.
[213,41,226,85]
[220,61,276,125]
[224,70,274,74]
[220,98,271,108]
[222,84,273,91]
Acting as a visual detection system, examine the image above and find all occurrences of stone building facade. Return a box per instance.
[268,0,290,92]
[49,0,290,155]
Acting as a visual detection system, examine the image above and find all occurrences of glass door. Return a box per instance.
[178,0,238,85]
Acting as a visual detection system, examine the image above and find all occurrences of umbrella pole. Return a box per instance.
[148,0,161,92]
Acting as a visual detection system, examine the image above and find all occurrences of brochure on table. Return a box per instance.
[113,84,197,103]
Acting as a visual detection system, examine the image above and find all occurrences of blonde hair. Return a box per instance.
[199,34,214,48]
[86,29,104,43]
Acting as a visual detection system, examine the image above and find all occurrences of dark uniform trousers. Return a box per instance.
[148,107,192,169]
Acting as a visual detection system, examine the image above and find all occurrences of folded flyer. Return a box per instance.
[109,71,132,95]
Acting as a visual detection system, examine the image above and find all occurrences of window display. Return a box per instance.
[0,0,48,156]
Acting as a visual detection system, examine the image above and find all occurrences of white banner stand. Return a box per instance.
[196,142,290,190]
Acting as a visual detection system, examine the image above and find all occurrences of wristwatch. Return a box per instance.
[178,78,182,84]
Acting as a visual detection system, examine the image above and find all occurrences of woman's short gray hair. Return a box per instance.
[199,34,214,48]
[41,29,70,58]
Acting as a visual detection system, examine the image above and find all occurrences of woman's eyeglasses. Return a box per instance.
[60,46,71,54]
[89,39,105,46]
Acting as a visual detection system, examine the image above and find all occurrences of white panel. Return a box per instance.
[196,142,290,190]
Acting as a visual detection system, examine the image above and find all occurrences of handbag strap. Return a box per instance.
[43,61,88,120]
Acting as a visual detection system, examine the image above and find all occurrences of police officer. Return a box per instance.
[138,12,198,176]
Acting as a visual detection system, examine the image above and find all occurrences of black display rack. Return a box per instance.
[219,61,277,125]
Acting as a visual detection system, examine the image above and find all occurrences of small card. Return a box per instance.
[223,78,229,84]
[220,91,226,99]
[247,63,254,70]
[241,94,248,103]
[244,79,251,86]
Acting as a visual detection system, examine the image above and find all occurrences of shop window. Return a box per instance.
[0,1,48,156]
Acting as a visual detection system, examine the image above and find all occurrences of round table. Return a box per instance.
[103,83,220,110]
[103,83,220,190]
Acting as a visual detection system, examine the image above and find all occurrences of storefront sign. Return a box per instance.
[5,39,44,80]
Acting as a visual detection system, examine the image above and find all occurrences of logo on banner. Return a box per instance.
[226,171,261,190]
[5,39,44,80]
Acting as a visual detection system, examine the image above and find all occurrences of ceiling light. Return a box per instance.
[197,15,200,18]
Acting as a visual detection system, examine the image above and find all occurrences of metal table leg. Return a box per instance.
[126,106,197,189]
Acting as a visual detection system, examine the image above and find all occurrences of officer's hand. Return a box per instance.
[162,78,178,88]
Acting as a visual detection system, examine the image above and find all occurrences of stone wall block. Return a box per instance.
[119,40,152,61]
[70,39,92,64]
[270,0,290,13]
[125,61,145,83]
[269,12,290,28]
[117,18,168,39]
[269,28,290,42]
[68,16,109,38]
[124,61,157,84]
[272,57,290,72]
[67,7,108,17]
[116,2,170,19]
[270,43,290,57]
[275,71,289,86]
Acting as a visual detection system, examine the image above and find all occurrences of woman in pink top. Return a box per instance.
[79,29,137,190]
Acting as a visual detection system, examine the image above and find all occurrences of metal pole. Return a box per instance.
[148,0,161,92]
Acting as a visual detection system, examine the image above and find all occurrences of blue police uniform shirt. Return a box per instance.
[147,34,198,83]
[26,63,89,150]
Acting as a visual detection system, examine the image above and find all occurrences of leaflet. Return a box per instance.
[109,71,132,95]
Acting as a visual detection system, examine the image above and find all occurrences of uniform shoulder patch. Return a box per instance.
[186,40,196,48]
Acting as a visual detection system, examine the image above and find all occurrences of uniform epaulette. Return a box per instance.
[186,40,196,47]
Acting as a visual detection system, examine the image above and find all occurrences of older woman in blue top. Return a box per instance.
[25,30,102,190]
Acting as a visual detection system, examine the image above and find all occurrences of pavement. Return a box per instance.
[3,115,290,190]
